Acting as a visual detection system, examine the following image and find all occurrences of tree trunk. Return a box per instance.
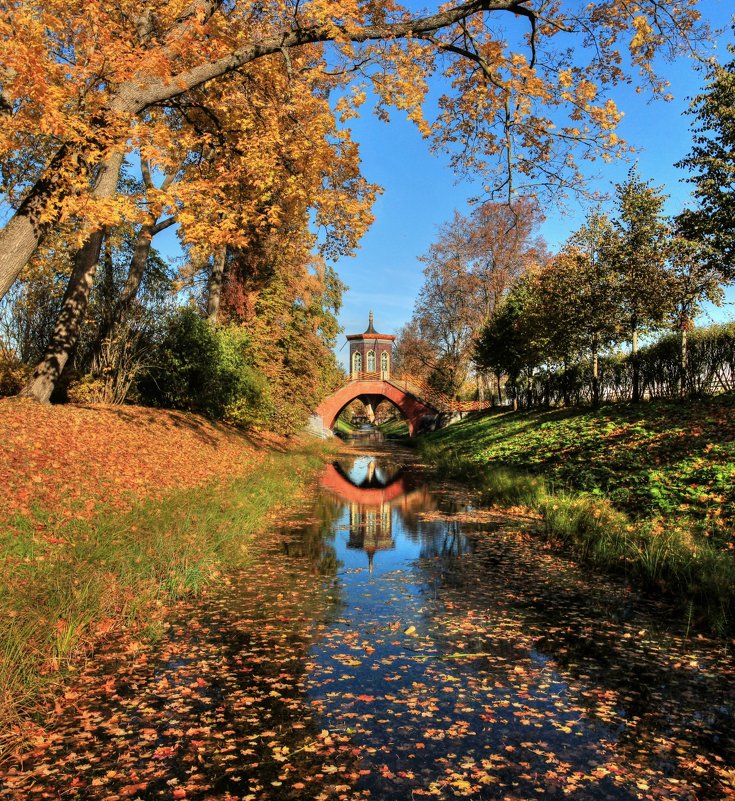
[20,232,105,402]
[89,215,175,360]
[591,338,600,407]
[206,245,228,323]
[680,327,689,399]
[0,145,82,299]
[19,151,124,402]
[496,371,503,404]
[631,326,640,403]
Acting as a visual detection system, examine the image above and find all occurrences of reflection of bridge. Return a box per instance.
[315,373,491,436]
[320,458,432,572]
[320,462,409,505]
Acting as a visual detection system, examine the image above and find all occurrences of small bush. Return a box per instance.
[0,354,31,397]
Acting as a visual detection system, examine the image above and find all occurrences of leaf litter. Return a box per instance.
[1,448,734,800]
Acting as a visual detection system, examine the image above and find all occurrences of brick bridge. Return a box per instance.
[315,373,491,436]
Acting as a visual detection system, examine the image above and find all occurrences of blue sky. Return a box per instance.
[331,1,735,367]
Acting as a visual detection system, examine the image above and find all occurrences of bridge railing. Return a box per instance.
[345,371,492,414]
[349,371,383,381]
[390,374,492,414]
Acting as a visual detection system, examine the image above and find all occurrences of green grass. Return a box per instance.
[420,396,735,633]
[378,417,410,438]
[0,440,331,762]
[333,416,358,435]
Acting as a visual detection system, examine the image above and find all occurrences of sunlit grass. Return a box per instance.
[421,407,735,635]
[0,440,330,762]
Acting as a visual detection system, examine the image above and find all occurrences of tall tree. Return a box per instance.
[397,199,544,395]
[676,36,735,278]
[19,43,378,401]
[474,274,546,407]
[560,212,621,406]
[612,170,671,402]
[666,213,726,396]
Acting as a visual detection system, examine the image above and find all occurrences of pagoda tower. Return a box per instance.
[346,311,396,379]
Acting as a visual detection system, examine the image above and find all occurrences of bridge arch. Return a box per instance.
[315,379,437,436]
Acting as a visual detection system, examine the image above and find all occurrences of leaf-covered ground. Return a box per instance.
[422,395,735,535]
[0,398,285,526]
[0,398,327,762]
[3,449,733,800]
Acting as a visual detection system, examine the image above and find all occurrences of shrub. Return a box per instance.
[0,353,31,397]
[139,308,268,425]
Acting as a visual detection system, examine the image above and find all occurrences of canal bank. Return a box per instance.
[0,403,334,764]
[3,440,734,800]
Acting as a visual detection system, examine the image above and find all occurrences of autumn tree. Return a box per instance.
[0,0,707,405]
[17,40,377,402]
[396,199,543,396]
[676,36,735,277]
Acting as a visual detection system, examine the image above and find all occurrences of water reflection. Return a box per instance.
[4,446,734,801]
[320,455,472,574]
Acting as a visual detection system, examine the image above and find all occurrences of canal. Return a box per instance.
[2,440,734,800]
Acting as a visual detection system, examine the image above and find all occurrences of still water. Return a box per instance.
[3,443,734,800]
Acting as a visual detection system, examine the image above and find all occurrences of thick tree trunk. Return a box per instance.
[206,245,228,323]
[20,232,105,402]
[0,145,81,298]
[20,152,125,402]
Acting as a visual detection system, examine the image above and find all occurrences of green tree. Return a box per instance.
[612,170,671,402]
[676,40,735,278]
[666,213,726,396]
[474,275,546,408]
[561,212,621,406]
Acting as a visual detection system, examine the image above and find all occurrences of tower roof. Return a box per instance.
[346,311,396,342]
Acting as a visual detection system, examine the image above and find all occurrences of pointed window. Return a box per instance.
[352,351,362,374]
[367,350,376,372]
[381,351,390,375]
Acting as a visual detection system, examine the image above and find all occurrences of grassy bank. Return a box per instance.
[378,417,410,438]
[0,401,332,762]
[420,396,735,633]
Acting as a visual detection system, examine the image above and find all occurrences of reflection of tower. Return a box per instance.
[347,501,394,573]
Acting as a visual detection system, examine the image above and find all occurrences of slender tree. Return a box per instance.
[666,213,726,396]
[612,170,671,402]
[562,212,621,406]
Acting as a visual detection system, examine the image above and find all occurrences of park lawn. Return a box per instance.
[420,395,735,632]
[425,394,735,540]
[0,399,332,762]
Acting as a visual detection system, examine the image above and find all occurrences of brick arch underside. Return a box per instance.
[315,380,435,436]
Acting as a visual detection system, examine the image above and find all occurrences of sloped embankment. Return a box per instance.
[420,395,735,632]
[0,398,330,761]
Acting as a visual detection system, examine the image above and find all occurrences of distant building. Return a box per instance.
[347,311,396,379]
